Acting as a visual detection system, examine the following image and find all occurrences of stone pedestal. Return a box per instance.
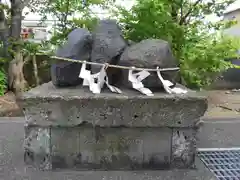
[17,82,207,170]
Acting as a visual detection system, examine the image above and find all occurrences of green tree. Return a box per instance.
[0,0,35,94]
[36,0,108,45]
[0,0,106,94]
[114,0,240,88]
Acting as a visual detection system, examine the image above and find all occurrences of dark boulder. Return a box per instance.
[91,19,128,73]
[51,28,92,87]
[116,39,180,89]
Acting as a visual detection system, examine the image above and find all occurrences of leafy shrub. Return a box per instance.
[180,34,240,88]
[0,68,7,96]
[115,0,184,57]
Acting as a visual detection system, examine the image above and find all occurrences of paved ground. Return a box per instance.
[1,117,240,180]
[199,118,240,148]
[204,90,240,119]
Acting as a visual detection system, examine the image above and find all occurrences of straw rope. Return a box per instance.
[51,56,180,72]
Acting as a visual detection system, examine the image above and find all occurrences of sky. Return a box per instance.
[21,0,135,21]
[2,0,240,22]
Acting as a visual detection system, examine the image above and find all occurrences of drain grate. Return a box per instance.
[198,148,240,180]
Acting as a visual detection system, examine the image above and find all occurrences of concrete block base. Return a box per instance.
[24,126,198,170]
[18,82,207,170]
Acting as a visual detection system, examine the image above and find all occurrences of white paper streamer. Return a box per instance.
[97,66,122,94]
[128,69,153,96]
[79,62,101,93]
[79,63,186,95]
[89,73,101,94]
[171,87,187,94]
[156,67,187,94]
[79,63,122,94]
[105,76,122,94]
[79,62,91,86]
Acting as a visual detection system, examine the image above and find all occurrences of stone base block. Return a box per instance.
[171,128,197,169]
[19,82,207,170]
[24,126,198,170]
[17,82,207,128]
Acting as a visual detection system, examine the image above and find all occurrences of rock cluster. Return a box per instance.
[51,19,179,89]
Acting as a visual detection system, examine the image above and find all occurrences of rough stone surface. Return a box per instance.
[18,82,208,170]
[24,126,172,170]
[23,125,199,170]
[91,19,127,73]
[94,127,171,170]
[171,128,197,169]
[51,127,95,169]
[17,82,208,128]
[24,126,52,170]
[51,28,92,87]
[141,128,171,169]
[118,39,179,89]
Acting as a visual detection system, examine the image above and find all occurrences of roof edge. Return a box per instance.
[224,7,240,15]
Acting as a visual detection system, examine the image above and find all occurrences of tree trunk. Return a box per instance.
[8,51,28,95]
[10,0,22,39]
[32,55,40,86]
[0,5,8,58]
[8,0,27,94]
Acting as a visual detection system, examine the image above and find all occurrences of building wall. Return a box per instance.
[21,20,55,42]
[223,9,240,24]
[223,8,240,37]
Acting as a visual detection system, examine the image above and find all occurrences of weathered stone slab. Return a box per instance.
[20,82,207,170]
[94,128,171,170]
[25,126,172,170]
[141,128,171,169]
[24,126,52,170]
[93,127,144,170]
[51,127,95,169]
[17,82,208,128]
[171,128,197,169]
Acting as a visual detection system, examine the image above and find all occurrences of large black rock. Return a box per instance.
[116,39,180,89]
[51,28,92,87]
[91,19,127,73]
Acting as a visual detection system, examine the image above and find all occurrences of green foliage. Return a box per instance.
[180,34,240,88]
[49,15,99,46]
[115,0,184,57]
[37,0,105,45]
[0,68,7,96]
[22,41,42,55]
[0,43,8,95]
[114,0,240,89]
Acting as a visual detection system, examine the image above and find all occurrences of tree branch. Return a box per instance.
[23,55,31,65]
[179,0,203,25]
[180,0,184,22]
[170,0,179,21]
[0,5,9,57]
[62,0,70,30]
[19,0,32,10]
